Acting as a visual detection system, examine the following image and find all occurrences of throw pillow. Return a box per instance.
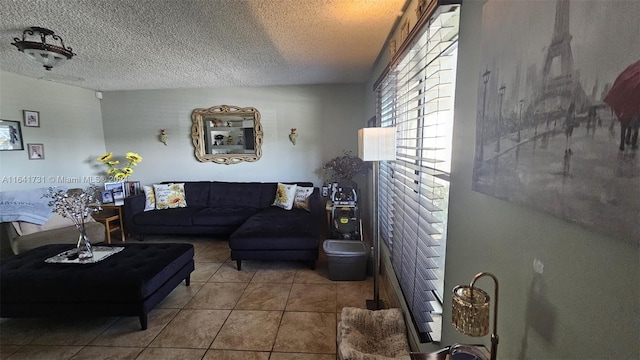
[293,186,314,212]
[271,183,297,210]
[143,185,156,211]
[153,183,187,210]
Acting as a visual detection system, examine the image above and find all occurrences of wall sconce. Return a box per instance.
[160,129,168,145]
[289,128,298,145]
[452,272,499,360]
[11,27,75,70]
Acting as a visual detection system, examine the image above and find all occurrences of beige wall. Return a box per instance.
[0,73,368,188]
[0,72,106,191]
[99,84,366,186]
[365,0,639,358]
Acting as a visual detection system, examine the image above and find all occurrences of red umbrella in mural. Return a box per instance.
[603,59,640,150]
[604,59,640,119]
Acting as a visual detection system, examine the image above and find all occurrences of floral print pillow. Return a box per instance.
[271,183,297,210]
[153,183,187,210]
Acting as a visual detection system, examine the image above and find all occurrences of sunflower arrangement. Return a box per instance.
[98,152,143,181]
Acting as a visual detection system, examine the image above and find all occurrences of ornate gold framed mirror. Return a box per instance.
[191,105,263,164]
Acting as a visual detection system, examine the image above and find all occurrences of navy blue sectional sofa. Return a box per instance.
[122,181,325,269]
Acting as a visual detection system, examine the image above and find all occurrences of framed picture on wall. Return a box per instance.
[23,110,40,127]
[0,119,24,151]
[27,143,44,160]
[470,0,639,242]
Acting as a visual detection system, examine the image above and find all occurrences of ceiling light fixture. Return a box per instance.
[11,27,75,71]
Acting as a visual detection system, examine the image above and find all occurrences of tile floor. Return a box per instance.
[0,235,374,360]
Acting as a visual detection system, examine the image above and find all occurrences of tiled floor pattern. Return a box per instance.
[0,235,374,360]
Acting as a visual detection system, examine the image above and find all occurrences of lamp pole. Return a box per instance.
[478,68,491,164]
[518,99,524,142]
[367,160,382,310]
[359,127,396,311]
[451,271,501,360]
[470,272,500,360]
[496,84,506,152]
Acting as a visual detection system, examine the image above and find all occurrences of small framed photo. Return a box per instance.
[125,181,141,197]
[27,143,45,160]
[23,110,40,127]
[0,119,24,151]
[104,182,125,205]
[101,190,114,204]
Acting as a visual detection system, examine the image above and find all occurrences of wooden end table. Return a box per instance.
[93,204,125,244]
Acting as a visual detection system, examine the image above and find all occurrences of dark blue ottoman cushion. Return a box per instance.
[0,243,194,329]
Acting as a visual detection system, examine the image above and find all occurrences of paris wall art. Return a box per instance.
[471,0,639,243]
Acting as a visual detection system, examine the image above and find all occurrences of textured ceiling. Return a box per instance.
[0,0,406,91]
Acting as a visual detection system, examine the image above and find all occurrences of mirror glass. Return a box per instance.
[191,105,263,164]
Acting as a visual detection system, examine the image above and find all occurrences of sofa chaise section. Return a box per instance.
[229,195,324,270]
[122,181,326,269]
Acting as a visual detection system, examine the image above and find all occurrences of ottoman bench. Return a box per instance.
[0,243,194,330]
[229,207,320,270]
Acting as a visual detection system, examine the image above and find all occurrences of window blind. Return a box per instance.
[376,4,459,341]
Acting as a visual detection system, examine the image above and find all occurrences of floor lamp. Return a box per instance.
[358,127,396,310]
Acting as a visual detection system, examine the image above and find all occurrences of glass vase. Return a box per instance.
[77,228,94,260]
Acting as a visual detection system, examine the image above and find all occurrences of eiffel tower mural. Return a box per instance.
[538,0,589,113]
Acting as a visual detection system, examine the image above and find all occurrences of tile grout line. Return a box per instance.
[268,269,297,354]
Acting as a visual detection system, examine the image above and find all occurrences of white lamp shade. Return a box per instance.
[358,127,396,161]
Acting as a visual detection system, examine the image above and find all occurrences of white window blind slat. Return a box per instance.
[376,3,459,342]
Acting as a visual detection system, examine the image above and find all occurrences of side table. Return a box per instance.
[93,204,125,244]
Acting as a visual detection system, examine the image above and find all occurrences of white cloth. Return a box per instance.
[0,188,54,224]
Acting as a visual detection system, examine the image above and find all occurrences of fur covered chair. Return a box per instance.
[338,307,411,360]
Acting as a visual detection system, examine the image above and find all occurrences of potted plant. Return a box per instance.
[322,150,369,187]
